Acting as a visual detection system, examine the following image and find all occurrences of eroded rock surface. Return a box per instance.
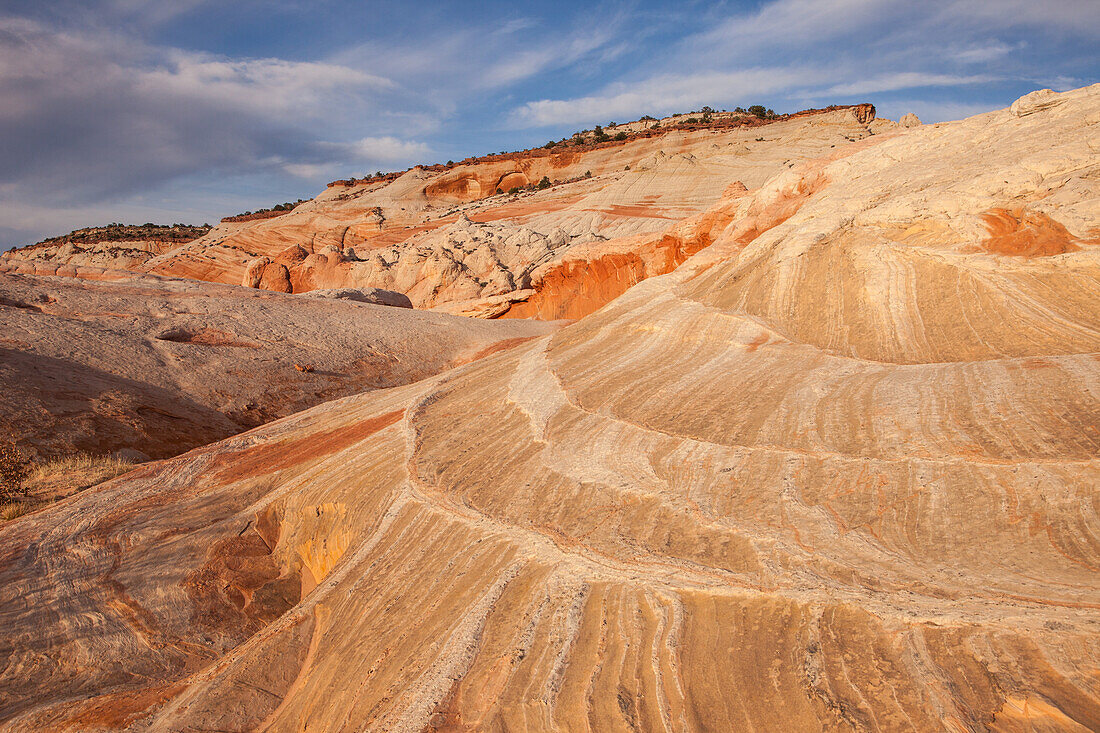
[301,287,413,308]
[3,225,211,271]
[0,272,551,461]
[5,238,176,271]
[101,106,890,314]
[0,86,1098,731]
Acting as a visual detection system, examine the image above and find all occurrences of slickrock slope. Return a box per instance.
[0,272,551,461]
[1,85,1099,731]
[127,107,890,315]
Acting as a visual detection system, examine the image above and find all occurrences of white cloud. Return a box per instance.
[693,0,900,56]
[817,72,999,97]
[345,136,432,163]
[281,163,334,179]
[278,137,434,179]
[951,42,1016,64]
[511,68,821,127]
[137,53,392,119]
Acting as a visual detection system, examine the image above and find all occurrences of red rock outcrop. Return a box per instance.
[978,206,1085,256]
[501,163,835,320]
[242,257,292,292]
[848,102,876,124]
[105,105,891,307]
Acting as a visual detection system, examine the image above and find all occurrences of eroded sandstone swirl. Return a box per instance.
[1,86,1099,731]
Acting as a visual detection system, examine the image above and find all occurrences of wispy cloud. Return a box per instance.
[511,68,821,127]
[137,54,392,117]
[934,0,1100,35]
[509,0,1097,129]
[699,0,896,46]
[692,0,1100,59]
[951,42,1017,64]
[815,72,999,97]
[277,135,433,179]
[332,5,630,110]
[480,29,620,88]
[348,136,431,161]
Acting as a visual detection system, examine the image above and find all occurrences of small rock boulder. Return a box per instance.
[303,287,413,309]
[243,257,292,293]
[1010,89,1063,117]
[899,112,921,128]
[242,257,269,288]
[274,244,310,266]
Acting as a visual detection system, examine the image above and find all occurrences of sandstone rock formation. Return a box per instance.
[0,272,550,461]
[1010,88,1065,117]
[0,86,1098,731]
[242,256,293,292]
[899,112,921,127]
[5,237,175,271]
[3,224,211,271]
[301,287,413,308]
[109,105,889,314]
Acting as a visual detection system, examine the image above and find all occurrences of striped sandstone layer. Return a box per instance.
[0,86,1098,730]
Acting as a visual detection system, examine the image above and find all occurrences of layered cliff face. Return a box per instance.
[3,225,213,271]
[0,86,1097,731]
[126,106,891,315]
[5,238,175,270]
[0,272,550,461]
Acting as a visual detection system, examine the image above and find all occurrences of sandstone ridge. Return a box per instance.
[120,105,894,316]
[0,86,1097,730]
[4,224,212,271]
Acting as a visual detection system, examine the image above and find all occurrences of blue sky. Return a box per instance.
[1,0,1097,249]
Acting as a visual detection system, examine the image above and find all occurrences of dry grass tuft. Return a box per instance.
[0,502,32,521]
[26,452,135,484]
[1,452,141,522]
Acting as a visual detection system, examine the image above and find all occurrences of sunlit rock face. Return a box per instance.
[0,85,1099,731]
[121,106,893,314]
